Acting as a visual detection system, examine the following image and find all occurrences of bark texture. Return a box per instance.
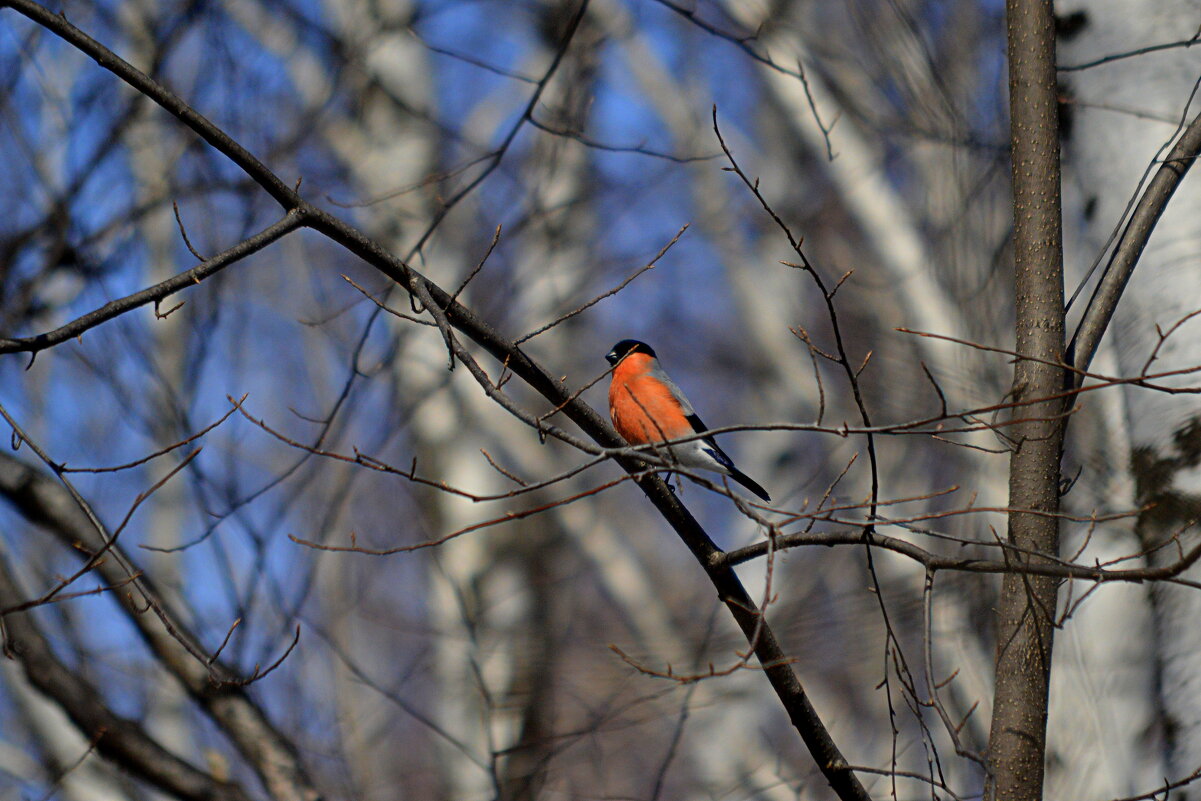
[986,2,1065,800]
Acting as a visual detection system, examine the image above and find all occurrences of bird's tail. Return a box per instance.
[728,468,770,503]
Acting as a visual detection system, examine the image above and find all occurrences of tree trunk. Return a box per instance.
[986,2,1065,799]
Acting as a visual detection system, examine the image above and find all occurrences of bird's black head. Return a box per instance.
[605,339,656,366]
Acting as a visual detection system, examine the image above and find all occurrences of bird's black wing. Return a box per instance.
[687,413,771,502]
[685,412,736,471]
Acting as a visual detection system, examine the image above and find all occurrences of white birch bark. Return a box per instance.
[717,1,1009,788]
[1058,0,1201,792]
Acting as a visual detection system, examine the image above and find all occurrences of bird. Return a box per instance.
[605,339,771,502]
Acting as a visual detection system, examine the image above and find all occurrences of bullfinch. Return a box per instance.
[605,339,771,502]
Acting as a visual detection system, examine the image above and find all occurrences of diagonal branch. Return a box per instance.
[0,451,321,801]
[1069,107,1201,377]
[0,212,304,356]
[0,0,299,208]
[0,3,870,798]
[0,550,254,801]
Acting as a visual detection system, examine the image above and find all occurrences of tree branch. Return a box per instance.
[720,529,1201,586]
[0,2,869,797]
[1068,108,1201,377]
[0,550,255,801]
[0,212,304,356]
[0,452,320,801]
[987,3,1065,800]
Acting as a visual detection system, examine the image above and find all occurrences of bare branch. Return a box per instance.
[721,527,1201,586]
[0,448,322,801]
[1070,106,1201,377]
[514,224,688,346]
[0,212,303,355]
[1058,30,1201,72]
[0,552,255,801]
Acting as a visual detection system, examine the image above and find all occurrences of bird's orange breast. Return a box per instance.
[609,354,692,444]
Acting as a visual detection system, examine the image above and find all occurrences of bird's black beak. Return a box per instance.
[605,349,619,366]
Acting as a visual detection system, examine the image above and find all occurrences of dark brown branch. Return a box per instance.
[0,212,303,355]
[524,114,716,163]
[900,325,1201,397]
[231,395,614,503]
[340,274,436,327]
[0,0,299,208]
[450,224,502,303]
[1057,30,1201,72]
[712,108,880,524]
[1105,767,1201,801]
[720,528,1201,586]
[0,553,254,801]
[288,475,633,555]
[414,38,539,84]
[0,451,321,801]
[514,224,688,346]
[60,398,243,474]
[1069,107,1201,377]
[713,107,883,799]
[0,574,140,617]
[403,0,592,257]
[0,5,867,798]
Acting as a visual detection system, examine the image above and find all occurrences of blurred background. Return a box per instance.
[1,1,1199,799]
